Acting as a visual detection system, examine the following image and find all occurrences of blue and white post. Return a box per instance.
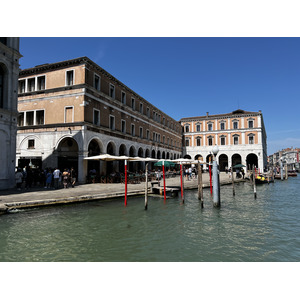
[212,146,220,207]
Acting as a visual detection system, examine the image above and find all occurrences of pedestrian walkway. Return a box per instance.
[0,172,245,213]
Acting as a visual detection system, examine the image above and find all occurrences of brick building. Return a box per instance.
[180,109,267,171]
[0,37,22,190]
[17,57,182,183]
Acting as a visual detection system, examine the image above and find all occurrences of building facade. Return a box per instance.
[180,109,267,171]
[17,57,182,183]
[268,147,300,172]
[0,37,22,190]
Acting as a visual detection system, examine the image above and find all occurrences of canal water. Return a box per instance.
[0,177,299,262]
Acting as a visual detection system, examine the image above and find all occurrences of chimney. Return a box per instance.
[206,112,209,117]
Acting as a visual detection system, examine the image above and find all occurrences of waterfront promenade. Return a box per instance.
[0,173,244,213]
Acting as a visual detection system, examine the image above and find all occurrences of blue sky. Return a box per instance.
[19,37,300,155]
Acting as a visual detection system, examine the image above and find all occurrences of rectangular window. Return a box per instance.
[221,137,225,145]
[18,80,25,93]
[146,130,150,140]
[37,76,45,90]
[36,110,44,125]
[66,70,74,86]
[163,117,165,125]
[158,134,161,143]
[109,84,115,98]
[131,98,135,110]
[233,122,238,129]
[109,115,115,130]
[28,139,35,149]
[28,78,35,92]
[196,138,201,146]
[139,103,143,114]
[94,74,100,91]
[249,136,254,144]
[163,136,165,144]
[185,125,189,132]
[208,123,213,131]
[65,107,73,123]
[185,139,190,147]
[153,132,155,141]
[121,91,126,104]
[208,137,213,146]
[234,136,239,145]
[93,109,100,126]
[131,124,135,136]
[249,120,254,128]
[121,120,126,133]
[18,112,24,126]
[26,111,34,126]
[147,107,150,117]
[196,124,201,132]
[139,127,143,138]
[220,123,225,130]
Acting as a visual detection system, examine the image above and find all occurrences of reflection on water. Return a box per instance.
[0,177,300,261]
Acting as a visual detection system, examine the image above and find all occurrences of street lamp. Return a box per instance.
[212,145,220,207]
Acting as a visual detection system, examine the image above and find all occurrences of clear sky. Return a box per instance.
[19,37,300,155]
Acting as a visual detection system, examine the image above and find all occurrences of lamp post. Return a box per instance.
[212,145,220,207]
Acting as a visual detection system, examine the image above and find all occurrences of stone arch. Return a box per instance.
[151,149,156,158]
[166,152,170,159]
[184,154,191,159]
[138,147,144,158]
[246,153,258,170]
[106,141,116,155]
[157,150,161,159]
[162,151,166,159]
[195,154,203,161]
[119,144,127,156]
[232,153,242,169]
[145,148,150,158]
[87,137,104,155]
[57,137,79,172]
[218,154,228,171]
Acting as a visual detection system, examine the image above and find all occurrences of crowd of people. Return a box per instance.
[15,166,77,190]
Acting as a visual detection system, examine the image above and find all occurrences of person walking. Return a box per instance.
[15,168,23,190]
[70,167,77,188]
[53,167,61,189]
[45,169,52,189]
[62,169,70,188]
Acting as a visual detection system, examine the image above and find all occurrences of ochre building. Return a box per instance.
[180,109,267,172]
[17,57,182,183]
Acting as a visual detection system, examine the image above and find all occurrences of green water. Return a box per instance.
[0,177,299,261]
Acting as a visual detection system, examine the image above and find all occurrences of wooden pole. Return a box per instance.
[209,157,212,197]
[125,160,127,206]
[145,163,148,210]
[285,164,288,180]
[197,160,203,208]
[180,162,185,203]
[253,164,257,199]
[163,161,166,202]
[231,166,235,196]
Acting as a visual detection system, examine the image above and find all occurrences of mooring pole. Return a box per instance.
[197,160,203,208]
[162,160,166,202]
[209,157,212,197]
[212,146,220,207]
[253,164,257,199]
[285,164,288,180]
[145,163,148,210]
[180,162,185,203]
[125,159,128,206]
[280,159,284,181]
[231,166,235,196]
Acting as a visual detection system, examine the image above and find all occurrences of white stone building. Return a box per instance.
[180,109,267,172]
[0,37,22,190]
